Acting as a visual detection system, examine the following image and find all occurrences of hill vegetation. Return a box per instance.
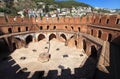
[0,0,92,16]
[34,0,91,8]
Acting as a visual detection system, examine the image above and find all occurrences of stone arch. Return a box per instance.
[26,35,33,45]
[108,33,112,42]
[90,45,97,59]
[60,34,67,41]
[78,27,81,32]
[8,28,12,33]
[40,26,43,30]
[83,39,86,52]
[38,34,45,41]
[98,30,102,38]
[18,27,21,32]
[49,33,56,41]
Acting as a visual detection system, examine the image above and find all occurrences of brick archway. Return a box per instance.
[49,33,56,41]
[38,34,45,41]
[60,34,67,42]
[26,35,33,45]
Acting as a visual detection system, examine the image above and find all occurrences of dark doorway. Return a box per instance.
[90,45,97,59]
[47,26,49,30]
[38,34,45,41]
[49,34,56,41]
[108,34,112,42]
[98,30,102,38]
[26,35,33,45]
[75,40,77,47]
[83,39,86,52]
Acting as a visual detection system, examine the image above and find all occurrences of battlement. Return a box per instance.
[92,15,120,27]
[0,16,93,25]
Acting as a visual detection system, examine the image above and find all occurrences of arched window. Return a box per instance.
[106,19,109,24]
[91,29,93,35]
[65,26,67,29]
[40,26,43,30]
[98,30,102,38]
[47,26,49,30]
[78,27,80,32]
[8,28,12,33]
[18,27,21,32]
[71,26,73,30]
[53,26,56,30]
[99,19,101,23]
[26,27,28,31]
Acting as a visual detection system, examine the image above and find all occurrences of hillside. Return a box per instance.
[0,0,92,16]
[34,0,91,8]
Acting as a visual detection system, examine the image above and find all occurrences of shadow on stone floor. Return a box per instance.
[0,55,110,79]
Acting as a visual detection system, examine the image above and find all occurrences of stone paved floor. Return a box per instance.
[0,39,90,79]
[11,39,88,78]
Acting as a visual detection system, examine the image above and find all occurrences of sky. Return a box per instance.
[75,0,120,9]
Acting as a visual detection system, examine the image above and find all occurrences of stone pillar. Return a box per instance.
[33,33,37,42]
[86,44,91,56]
[33,37,36,42]
[65,40,68,46]
[77,36,83,50]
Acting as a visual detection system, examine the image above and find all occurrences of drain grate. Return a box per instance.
[56,48,60,51]
[63,54,68,58]
[58,65,64,69]
[80,54,83,57]
[45,47,48,49]
[20,57,26,60]
[32,49,37,52]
